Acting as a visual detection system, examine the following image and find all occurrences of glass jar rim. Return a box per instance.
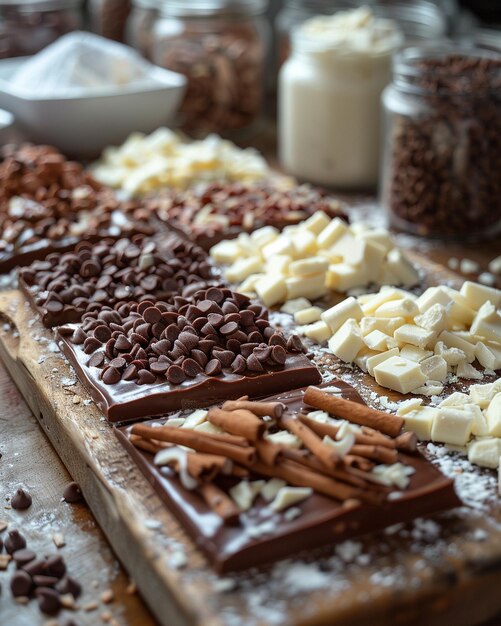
[0,0,82,7]
[393,43,501,96]
[157,0,268,18]
[373,1,447,38]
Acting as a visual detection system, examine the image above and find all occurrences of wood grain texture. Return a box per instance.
[1,281,501,626]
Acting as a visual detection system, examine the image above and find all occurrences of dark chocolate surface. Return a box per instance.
[116,381,461,572]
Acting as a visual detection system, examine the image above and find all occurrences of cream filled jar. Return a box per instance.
[278,6,403,189]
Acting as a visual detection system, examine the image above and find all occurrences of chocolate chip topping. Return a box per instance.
[20,234,214,327]
[5,529,26,554]
[11,488,32,511]
[62,482,83,504]
[63,287,306,387]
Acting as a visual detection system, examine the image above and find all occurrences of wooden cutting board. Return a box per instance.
[1,253,501,626]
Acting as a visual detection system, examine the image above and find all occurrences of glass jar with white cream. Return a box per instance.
[278,6,403,189]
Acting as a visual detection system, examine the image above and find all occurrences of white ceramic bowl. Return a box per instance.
[0,58,186,157]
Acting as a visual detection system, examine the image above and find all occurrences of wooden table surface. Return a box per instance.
[0,199,499,626]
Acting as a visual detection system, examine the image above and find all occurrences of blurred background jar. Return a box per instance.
[127,0,159,57]
[144,0,271,137]
[381,44,501,239]
[0,0,83,58]
[279,6,403,189]
[276,0,449,67]
[89,0,131,42]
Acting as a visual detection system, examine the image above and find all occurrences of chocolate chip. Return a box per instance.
[10,570,33,597]
[167,365,186,384]
[63,482,83,504]
[93,325,112,342]
[219,321,238,336]
[109,357,126,370]
[231,354,247,374]
[11,488,32,511]
[151,339,171,355]
[206,287,224,303]
[5,530,26,554]
[137,369,157,384]
[36,587,61,615]
[191,349,208,368]
[287,335,305,353]
[253,346,272,362]
[246,353,264,372]
[22,559,47,576]
[102,366,121,385]
[45,555,66,579]
[122,364,138,381]
[182,358,202,378]
[143,306,162,324]
[56,575,81,598]
[178,331,199,351]
[83,336,101,354]
[271,345,287,365]
[150,361,169,375]
[33,575,59,588]
[72,327,87,345]
[87,352,105,368]
[205,359,222,376]
[269,333,287,348]
[45,300,64,313]
[212,349,234,368]
[13,548,36,567]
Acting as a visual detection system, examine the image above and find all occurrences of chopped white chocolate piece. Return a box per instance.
[485,393,501,436]
[226,256,263,283]
[415,303,450,334]
[303,320,331,343]
[260,479,287,502]
[360,316,406,337]
[399,344,433,363]
[251,225,279,247]
[326,263,369,291]
[434,341,467,367]
[373,356,427,394]
[470,381,501,409]
[360,288,405,315]
[468,438,501,469]
[238,274,259,295]
[294,306,323,325]
[396,398,424,416]
[488,255,501,275]
[322,432,355,457]
[385,248,420,287]
[412,382,444,397]
[475,341,501,371]
[211,240,242,264]
[470,302,501,344]
[431,407,474,446]
[280,298,312,315]
[181,409,208,429]
[456,362,483,380]
[359,228,394,252]
[394,324,436,350]
[439,392,471,407]
[290,257,329,277]
[321,297,363,333]
[291,230,317,256]
[420,355,448,382]
[286,274,327,300]
[459,258,480,274]
[371,463,415,489]
[302,211,331,235]
[255,275,287,308]
[195,421,225,435]
[354,348,378,373]
[229,480,257,511]
[363,329,395,352]
[460,281,501,309]
[416,287,453,313]
[307,410,332,423]
[328,319,364,363]
[375,298,418,319]
[469,404,488,436]
[403,406,438,441]
[366,347,400,377]
[265,430,302,449]
[164,417,186,428]
[271,487,313,512]
[438,331,475,363]
[317,217,348,248]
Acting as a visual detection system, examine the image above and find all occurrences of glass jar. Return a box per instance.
[127,0,159,58]
[0,0,83,59]
[89,0,131,42]
[278,6,403,189]
[276,0,447,67]
[148,0,270,137]
[381,44,501,240]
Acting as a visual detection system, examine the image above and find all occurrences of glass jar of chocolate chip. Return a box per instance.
[145,0,270,137]
[0,0,83,59]
[381,44,501,239]
[89,0,131,42]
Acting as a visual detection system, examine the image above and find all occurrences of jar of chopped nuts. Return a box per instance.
[381,44,501,239]
[145,0,270,137]
[0,0,83,59]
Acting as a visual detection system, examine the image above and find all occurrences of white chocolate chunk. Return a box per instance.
[475,341,501,371]
[181,409,208,429]
[321,297,363,333]
[229,480,257,511]
[403,406,438,441]
[328,319,364,363]
[366,347,400,377]
[354,347,378,373]
[301,211,331,235]
[469,404,489,436]
[271,487,313,512]
[195,421,225,435]
[375,298,418,319]
[238,274,259,295]
[250,225,279,247]
[470,302,501,344]
[434,341,467,366]
[272,254,294,276]
[416,287,453,313]
[363,329,395,352]
[262,235,296,260]
[385,248,420,287]
[468,438,501,469]
[210,240,242,264]
[488,255,501,275]
[294,306,323,325]
[303,320,331,343]
[325,263,369,291]
[226,256,263,283]
[317,217,348,248]
[412,382,444,397]
[373,356,427,394]
[290,257,329,277]
[396,398,424,416]
[329,232,363,264]
[360,316,405,336]
[415,303,450,334]
[291,230,317,256]
[164,417,186,428]
[281,298,312,315]
[420,355,448,382]
[485,393,501,436]
[438,331,476,363]
[439,392,471,407]
[360,288,405,315]
[361,241,388,282]
[255,275,287,308]
[286,274,327,300]
[260,479,287,502]
[371,462,415,489]
[470,381,501,409]
[456,361,483,380]
[359,228,394,252]
[394,324,436,350]
[431,407,474,446]
[460,281,501,309]
[265,430,302,449]
[399,345,433,363]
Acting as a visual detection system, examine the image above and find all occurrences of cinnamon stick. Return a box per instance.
[129,434,169,455]
[350,444,399,465]
[200,483,241,525]
[395,431,418,453]
[131,424,256,466]
[279,415,340,469]
[298,413,392,451]
[208,407,265,442]
[255,439,283,466]
[304,386,404,438]
[186,453,233,482]
[222,398,285,419]
[344,455,375,471]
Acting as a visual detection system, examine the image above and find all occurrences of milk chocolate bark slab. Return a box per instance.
[116,381,461,573]
[56,287,321,421]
